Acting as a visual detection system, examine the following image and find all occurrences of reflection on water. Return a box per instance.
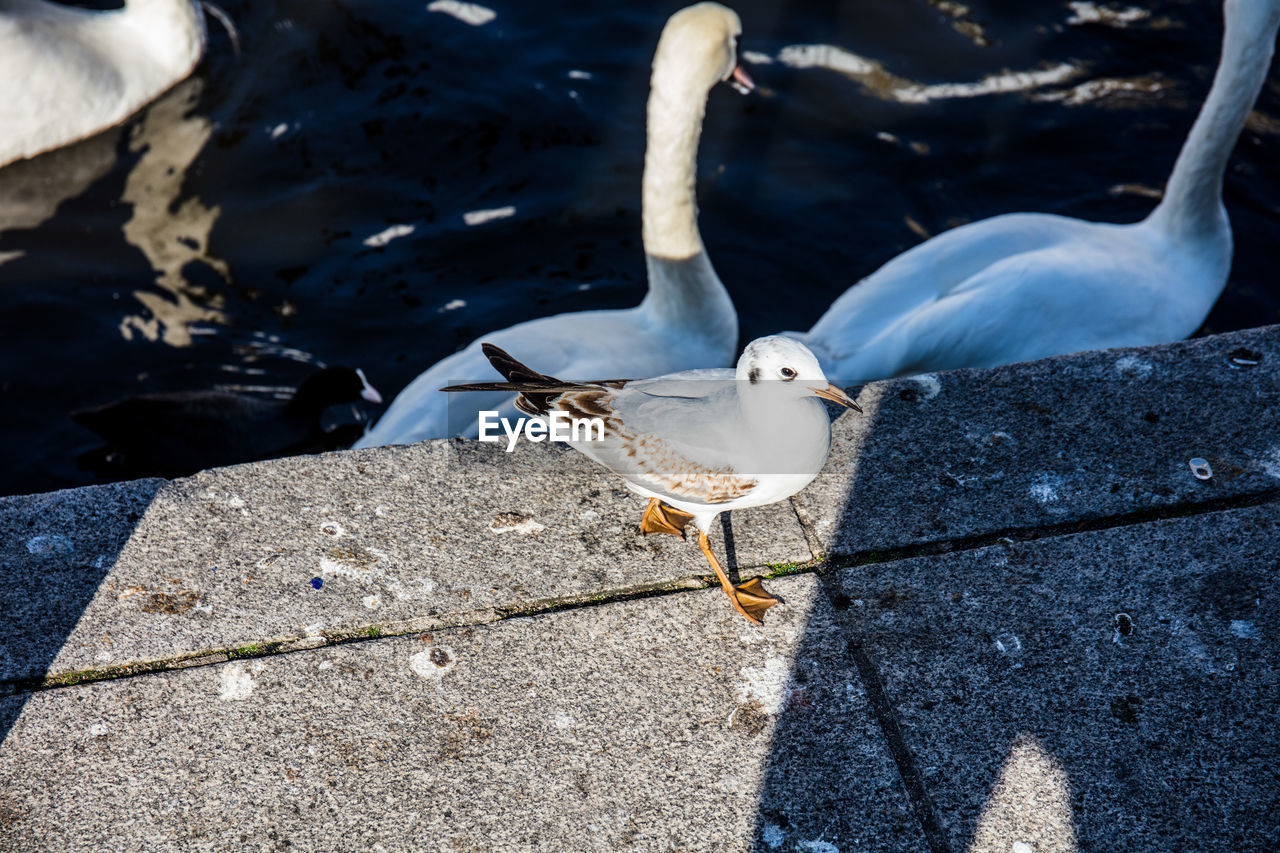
[0,0,1276,497]
[1033,75,1175,109]
[118,77,231,348]
[924,0,991,47]
[0,128,121,266]
[765,44,1081,105]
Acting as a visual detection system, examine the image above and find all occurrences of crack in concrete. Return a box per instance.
[6,488,1276,701]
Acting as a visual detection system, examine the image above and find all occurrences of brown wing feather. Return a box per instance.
[444,345,756,504]
[552,389,757,504]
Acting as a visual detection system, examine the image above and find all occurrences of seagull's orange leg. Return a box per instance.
[640,498,694,538]
[696,530,778,626]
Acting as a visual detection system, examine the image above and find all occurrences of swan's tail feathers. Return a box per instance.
[439,343,572,417]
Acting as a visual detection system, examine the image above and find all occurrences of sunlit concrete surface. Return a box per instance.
[1,325,1278,851]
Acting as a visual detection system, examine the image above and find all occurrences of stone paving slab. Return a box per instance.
[0,438,810,683]
[0,574,926,853]
[799,324,1280,558]
[824,501,1280,852]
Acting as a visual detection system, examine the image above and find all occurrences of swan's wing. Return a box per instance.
[804,213,1093,370]
[835,233,1169,379]
[357,308,735,446]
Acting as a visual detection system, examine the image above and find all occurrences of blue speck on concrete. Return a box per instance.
[310,577,323,590]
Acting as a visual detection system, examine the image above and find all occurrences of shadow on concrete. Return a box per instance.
[0,479,164,745]
[751,367,1280,851]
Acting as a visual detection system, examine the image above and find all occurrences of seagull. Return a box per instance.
[355,1,752,447]
[443,336,860,625]
[787,0,1280,384]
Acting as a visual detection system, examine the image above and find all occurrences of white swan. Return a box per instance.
[788,0,1280,385]
[354,1,749,447]
[0,0,206,169]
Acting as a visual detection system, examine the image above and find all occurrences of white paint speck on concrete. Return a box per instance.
[1258,448,1280,480]
[737,656,791,715]
[219,662,261,701]
[1115,355,1153,378]
[907,373,941,400]
[26,534,73,556]
[438,299,466,312]
[553,712,574,730]
[490,517,545,536]
[1029,472,1063,505]
[410,647,457,680]
[761,822,787,848]
[1230,620,1261,640]
[796,841,839,853]
[88,723,108,737]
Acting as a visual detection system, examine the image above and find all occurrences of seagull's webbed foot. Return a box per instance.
[640,498,694,538]
[696,531,779,626]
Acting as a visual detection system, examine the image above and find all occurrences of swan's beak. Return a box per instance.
[813,383,861,412]
[727,64,755,95]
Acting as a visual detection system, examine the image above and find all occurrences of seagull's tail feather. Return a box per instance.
[439,343,570,417]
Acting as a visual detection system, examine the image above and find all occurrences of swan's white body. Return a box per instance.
[0,0,205,169]
[790,0,1280,385]
[355,2,743,447]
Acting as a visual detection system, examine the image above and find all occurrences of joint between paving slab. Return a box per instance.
[7,488,1274,698]
[822,486,1280,578]
[0,577,716,698]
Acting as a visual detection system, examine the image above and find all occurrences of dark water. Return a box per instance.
[1,0,1277,497]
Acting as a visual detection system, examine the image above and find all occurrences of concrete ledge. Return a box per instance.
[2,326,1279,851]
[800,324,1280,558]
[1,437,810,684]
[822,500,1280,852]
[0,574,925,853]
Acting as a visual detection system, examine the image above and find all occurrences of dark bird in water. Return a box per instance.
[72,366,381,478]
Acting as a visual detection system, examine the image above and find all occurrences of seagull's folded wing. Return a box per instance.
[553,375,759,506]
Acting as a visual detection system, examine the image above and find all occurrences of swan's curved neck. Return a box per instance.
[642,81,708,262]
[638,73,736,335]
[1148,0,1279,240]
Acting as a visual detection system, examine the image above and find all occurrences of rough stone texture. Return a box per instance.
[3,327,1280,852]
[0,437,809,682]
[0,479,164,684]
[0,575,925,853]
[828,502,1280,853]
[800,324,1280,557]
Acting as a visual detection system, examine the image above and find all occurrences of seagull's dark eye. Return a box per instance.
[780,367,796,380]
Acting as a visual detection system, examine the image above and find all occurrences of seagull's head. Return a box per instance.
[736,336,861,411]
[653,3,754,100]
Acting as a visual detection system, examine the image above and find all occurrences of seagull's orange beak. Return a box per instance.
[813,383,861,412]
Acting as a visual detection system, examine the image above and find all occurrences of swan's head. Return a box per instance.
[735,336,860,410]
[652,3,753,100]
